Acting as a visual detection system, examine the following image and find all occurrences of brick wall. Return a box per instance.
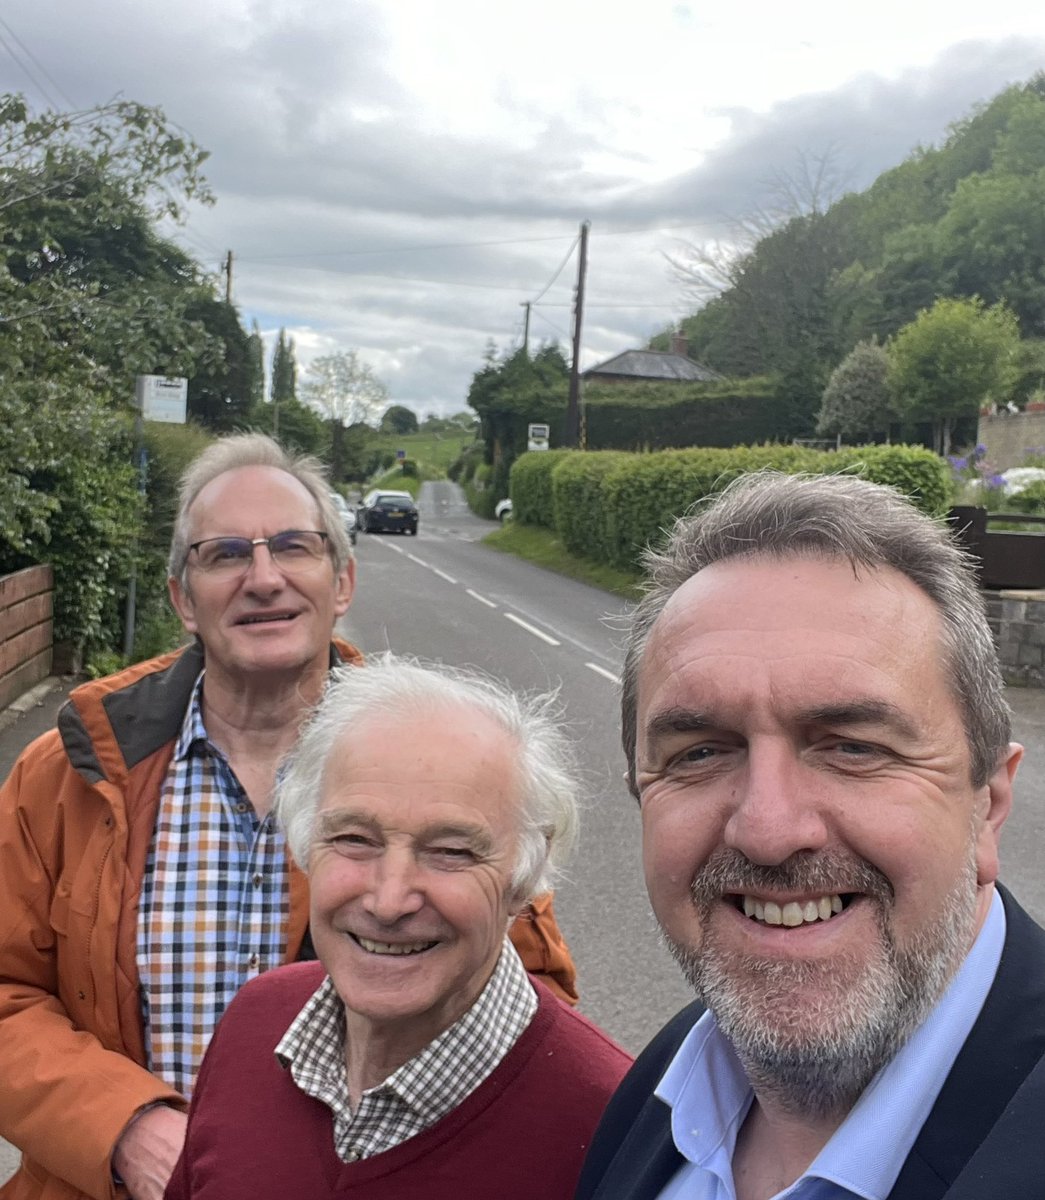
[0,565,53,710]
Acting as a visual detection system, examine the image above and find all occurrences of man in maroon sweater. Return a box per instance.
[165,654,631,1200]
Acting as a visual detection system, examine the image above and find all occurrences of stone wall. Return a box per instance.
[978,410,1045,471]
[994,589,1045,687]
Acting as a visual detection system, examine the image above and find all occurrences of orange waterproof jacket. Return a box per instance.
[0,643,577,1200]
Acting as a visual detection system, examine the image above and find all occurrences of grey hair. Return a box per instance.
[621,470,1011,795]
[275,653,580,904]
[167,432,352,586]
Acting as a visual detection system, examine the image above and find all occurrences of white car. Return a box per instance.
[495,498,513,523]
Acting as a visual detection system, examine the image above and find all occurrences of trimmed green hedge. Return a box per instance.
[509,449,572,529]
[509,443,949,573]
[584,376,782,450]
[550,451,631,558]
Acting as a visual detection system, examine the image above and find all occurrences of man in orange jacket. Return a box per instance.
[0,433,575,1200]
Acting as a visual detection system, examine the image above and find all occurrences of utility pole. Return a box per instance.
[520,301,531,356]
[565,220,590,449]
[223,250,233,303]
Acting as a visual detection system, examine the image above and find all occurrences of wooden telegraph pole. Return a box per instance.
[565,220,589,449]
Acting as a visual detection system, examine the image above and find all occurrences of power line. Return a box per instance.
[0,16,77,110]
[529,232,580,305]
[235,231,579,263]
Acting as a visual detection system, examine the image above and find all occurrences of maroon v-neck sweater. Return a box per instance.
[164,961,631,1200]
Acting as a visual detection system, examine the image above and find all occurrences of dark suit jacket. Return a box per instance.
[575,886,1045,1200]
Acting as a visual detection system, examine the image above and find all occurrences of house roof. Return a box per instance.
[582,349,723,383]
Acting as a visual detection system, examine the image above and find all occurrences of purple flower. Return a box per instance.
[986,474,1006,489]
[974,444,987,457]
[948,456,969,471]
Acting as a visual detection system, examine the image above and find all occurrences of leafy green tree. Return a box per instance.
[466,343,568,506]
[380,404,419,435]
[301,349,387,479]
[888,297,1019,454]
[816,340,893,442]
[0,93,222,660]
[270,328,297,404]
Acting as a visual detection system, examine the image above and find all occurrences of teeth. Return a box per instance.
[740,893,844,927]
[356,936,434,956]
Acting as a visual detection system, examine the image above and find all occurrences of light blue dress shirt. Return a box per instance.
[655,890,1006,1200]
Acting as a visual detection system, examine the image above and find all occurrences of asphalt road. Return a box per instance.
[3,477,1045,1184]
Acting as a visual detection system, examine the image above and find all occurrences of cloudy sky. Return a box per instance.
[3,2,1045,417]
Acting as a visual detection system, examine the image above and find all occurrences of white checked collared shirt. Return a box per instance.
[137,671,290,1097]
[275,940,538,1162]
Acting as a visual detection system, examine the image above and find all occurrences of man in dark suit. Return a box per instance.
[577,471,1045,1200]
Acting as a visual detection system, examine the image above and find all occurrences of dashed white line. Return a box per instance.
[406,554,428,568]
[467,589,497,608]
[585,662,620,684]
[504,612,560,646]
[432,568,458,585]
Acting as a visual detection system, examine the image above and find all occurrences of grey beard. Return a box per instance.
[663,846,979,1120]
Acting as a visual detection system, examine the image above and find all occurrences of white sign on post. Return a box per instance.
[527,422,550,452]
[135,375,188,424]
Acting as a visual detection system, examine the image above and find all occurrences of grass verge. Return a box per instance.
[483,522,643,601]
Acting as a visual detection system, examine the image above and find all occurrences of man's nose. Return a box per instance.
[243,543,285,591]
[723,742,829,866]
[362,850,425,924]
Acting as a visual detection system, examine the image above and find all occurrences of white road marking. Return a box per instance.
[432,568,458,584]
[466,589,497,608]
[585,662,620,684]
[407,554,428,567]
[504,612,560,646]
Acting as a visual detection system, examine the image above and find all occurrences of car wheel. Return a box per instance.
[410,526,418,536]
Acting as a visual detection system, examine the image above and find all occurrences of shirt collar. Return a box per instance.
[657,890,1007,1200]
[276,938,537,1120]
[173,669,208,760]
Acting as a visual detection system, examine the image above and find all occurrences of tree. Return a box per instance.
[888,297,1019,454]
[380,404,419,435]
[0,92,225,660]
[301,349,388,479]
[816,340,893,442]
[268,327,297,436]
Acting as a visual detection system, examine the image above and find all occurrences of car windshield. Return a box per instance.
[378,494,411,504]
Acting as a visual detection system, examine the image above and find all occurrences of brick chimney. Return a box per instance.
[670,331,689,357]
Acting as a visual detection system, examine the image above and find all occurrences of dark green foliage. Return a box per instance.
[817,340,893,440]
[466,343,568,506]
[583,377,781,449]
[657,77,1045,446]
[399,457,419,477]
[380,404,419,435]
[270,329,297,403]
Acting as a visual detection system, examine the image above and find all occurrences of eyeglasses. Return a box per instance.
[188,530,330,576]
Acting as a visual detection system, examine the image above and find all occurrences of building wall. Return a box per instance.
[978,410,1045,471]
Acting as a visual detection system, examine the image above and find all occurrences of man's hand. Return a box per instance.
[112,1105,188,1200]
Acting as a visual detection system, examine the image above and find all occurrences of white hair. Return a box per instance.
[275,654,580,903]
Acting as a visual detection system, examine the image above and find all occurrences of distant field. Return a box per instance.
[370,430,475,474]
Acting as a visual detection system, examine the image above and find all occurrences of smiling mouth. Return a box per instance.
[736,893,850,927]
[351,934,437,956]
[237,613,296,626]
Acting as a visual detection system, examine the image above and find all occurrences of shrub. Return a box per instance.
[509,450,572,528]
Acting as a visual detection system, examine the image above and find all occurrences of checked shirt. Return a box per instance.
[275,940,538,1161]
[136,672,290,1097]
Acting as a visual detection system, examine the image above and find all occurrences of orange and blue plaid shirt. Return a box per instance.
[136,672,290,1097]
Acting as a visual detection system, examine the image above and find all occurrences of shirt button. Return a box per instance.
[343,1148,362,1162]
[235,801,249,813]
[252,873,264,887]
[248,953,259,969]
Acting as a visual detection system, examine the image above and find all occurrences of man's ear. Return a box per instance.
[975,742,1022,887]
[168,575,197,635]
[333,558,356,617]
